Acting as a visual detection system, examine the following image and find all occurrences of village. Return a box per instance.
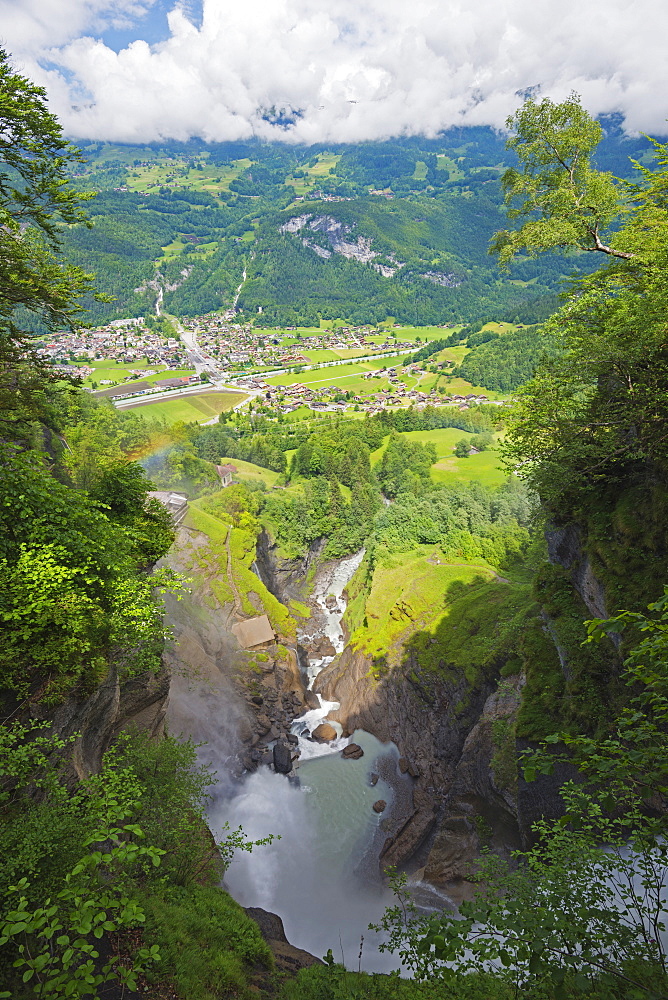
[33,312,499,417]
[35,316,190,379]
[181,314,421,370]
[237,364,491,415]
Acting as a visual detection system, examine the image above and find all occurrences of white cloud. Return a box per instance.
[3,0,667,143]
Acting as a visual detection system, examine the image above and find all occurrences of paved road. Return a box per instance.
[113,320,418,420]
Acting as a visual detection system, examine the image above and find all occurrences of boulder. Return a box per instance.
[244,907,324,972]
[324,595,338,610]
[369,772,379,787]
[311,722,337,742]
[273,742,293,774]
[237,716,255,742]
[342,742,364,759]
[286,733,299,746]
[373,799,387,814]
[304,690,321,711]
[318,639,337,658]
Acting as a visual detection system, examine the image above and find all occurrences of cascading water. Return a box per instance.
[290,548,364,757]
[206,548,415,971]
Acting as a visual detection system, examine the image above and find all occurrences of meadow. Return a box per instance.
[124,154,253,197]
[348,547,499,663]
[263,351,505,402]
[371,427,507,488]
[83,361,198,390]
[217,457,280,488]
[121,390,247,423]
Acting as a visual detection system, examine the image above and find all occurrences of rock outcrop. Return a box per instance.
[311,722,337,742]
[33,662,170,785]
[244,907,324,972]
[546,523,609,620]
[163,526,310,775]
[316,643,503,880]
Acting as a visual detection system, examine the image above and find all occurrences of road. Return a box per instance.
[113,314,418,419]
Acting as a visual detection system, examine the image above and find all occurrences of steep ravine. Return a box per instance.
[254,534,526,899]
[315,643,523,899]
[161,518,621,934]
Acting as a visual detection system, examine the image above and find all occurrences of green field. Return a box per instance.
[82,360,198,390]
[121,390,247,423]
[76,359,156,388]
[263,351,504,403]
[431,447,507,487]
[300,349,341,363]
[285,153,342,196]
[350,548,498,662]
[267,361,372,388]
[218,457,280,487]
[124,154,253,197]
[371,428,507,488]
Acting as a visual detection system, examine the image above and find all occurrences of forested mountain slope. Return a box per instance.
[60,126,655,326]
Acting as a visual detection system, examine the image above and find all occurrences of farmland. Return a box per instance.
[371,427,506,488]
[121,390,247,423]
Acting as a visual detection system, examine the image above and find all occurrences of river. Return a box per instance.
[196,549,416,971]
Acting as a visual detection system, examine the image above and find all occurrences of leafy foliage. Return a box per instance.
[0,444,176,703]
[490,93,630,267]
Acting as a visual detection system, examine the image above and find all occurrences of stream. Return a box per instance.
[204,549,416,971]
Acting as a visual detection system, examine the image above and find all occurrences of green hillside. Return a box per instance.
[59,129,654,328]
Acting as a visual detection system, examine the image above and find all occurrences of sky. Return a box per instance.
[2,0,667,145]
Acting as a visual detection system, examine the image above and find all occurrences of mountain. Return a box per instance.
[61,127,655,327]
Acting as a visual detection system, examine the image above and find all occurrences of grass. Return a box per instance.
[370,428,506,487]
[185,498,298,640]
[87,364,199,390]
[285,153,342,195]
[121,390,247,423]
[76,359,157,387]
[124,154,253,197]
[219,457,280,487]
[431,448,507,488]
[349,547,499,663]
[141,884,273,1000]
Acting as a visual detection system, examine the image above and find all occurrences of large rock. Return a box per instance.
[244,907,324,972]
[341,742,364,759]
[273,741,293,774]
[311,722,337,742]
[373,799,387,813]
[304,690,321,711]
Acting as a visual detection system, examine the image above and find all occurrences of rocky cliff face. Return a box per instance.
[32,663,170,785]
[315,644,521,894]
[254,530,325,602]
[163,525,309,777]
[546,523,609,620]
[309,522,622,894]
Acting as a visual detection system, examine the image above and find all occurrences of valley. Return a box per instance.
[4,51,668,1000]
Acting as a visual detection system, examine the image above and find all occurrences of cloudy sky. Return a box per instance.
[2,0,666,144]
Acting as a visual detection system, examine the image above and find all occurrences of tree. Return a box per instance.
[376,593,668,997]
[496,100,668,517]
[490,93,632,268]
[0,49,93,435]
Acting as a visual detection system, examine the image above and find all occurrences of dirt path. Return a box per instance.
[225,524,245,619]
